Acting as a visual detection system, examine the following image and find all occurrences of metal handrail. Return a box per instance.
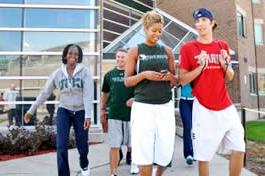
[241,107,265,167]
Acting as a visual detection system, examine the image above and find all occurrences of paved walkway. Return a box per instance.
[0,135,257,176]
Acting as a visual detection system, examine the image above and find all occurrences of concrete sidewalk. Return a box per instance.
[0,135,256,176]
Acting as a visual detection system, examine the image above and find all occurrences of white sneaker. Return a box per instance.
[81,165,90,176]
[130,164,139,174]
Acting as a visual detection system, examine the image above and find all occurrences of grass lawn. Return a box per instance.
[0,118,7,124]
[246,120,265,143]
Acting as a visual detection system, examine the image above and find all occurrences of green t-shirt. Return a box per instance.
[134,43,172,104]
[102,68,134,121]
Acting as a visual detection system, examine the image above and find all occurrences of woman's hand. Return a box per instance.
[83,118,91,130]
[24,113,32,124]
[142,71,165,81]
[126,98,134,107]
[162,72,178,86]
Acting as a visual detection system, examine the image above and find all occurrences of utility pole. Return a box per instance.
[250,1,261,119]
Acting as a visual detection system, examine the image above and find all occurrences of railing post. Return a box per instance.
[241,107,247,167]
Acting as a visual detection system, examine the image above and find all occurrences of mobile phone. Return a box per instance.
[160,70,168,73]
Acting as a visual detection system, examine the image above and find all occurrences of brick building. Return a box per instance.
[157,0,265,113]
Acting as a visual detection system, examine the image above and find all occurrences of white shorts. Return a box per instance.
[192,98,245,161]
[131,101,176,166]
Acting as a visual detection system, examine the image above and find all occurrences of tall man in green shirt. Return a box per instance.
[101,49,138,176]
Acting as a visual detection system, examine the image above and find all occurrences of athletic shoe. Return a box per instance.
[186,155,194,165]
[80,165,90,176]
[130,164,139,174]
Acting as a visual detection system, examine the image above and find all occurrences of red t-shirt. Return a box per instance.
[179,40,232,110]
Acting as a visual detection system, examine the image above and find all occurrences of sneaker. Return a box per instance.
[126,152,132,165]
[81,166,90,176]
[130,164,139,174]
[118,149,123,165]
[186,155,194,165]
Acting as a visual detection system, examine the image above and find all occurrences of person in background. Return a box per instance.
[179,83,194,165]
[4,83,19,126]
[0,92,5,113]
[101,48,138,176]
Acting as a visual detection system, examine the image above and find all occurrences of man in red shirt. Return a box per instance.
[178,8,245,176]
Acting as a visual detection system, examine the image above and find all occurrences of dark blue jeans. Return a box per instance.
[179,99,193,158]
[56,107,89,176]
[8,109,19,126]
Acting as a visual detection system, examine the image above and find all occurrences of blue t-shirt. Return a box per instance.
[180,83,193,98]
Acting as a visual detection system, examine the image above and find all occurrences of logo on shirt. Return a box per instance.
[194,53,222,69]
[112,77,124,82]
[138,54,167,61]
[59,77,83,90]
[139,54,147,60]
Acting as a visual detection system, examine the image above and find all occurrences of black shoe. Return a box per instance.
[118,149,123,165]
[126,152,131,165]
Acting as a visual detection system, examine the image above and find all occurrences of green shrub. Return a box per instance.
[0,123,76,155]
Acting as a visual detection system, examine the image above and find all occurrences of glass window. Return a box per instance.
[0,32,21,51]
[0,0,22,3]
[137,0,153,7]
[174,33,197,54]
[104,20,128,34]
[104,9,131,27]
[23,32,96,52]
[0,8,22,27]
[164,22,188,40]
[123,27,144,48]
[237,12,246,37]
[254,23,263,44]
[21,79,56,126]
[249,72,257,94]
[25,0,95,5]
[160,31,180,49]
[25,9,96,29]
[0,56,21,76]
[258,73,265,95]
[22,55,97,76]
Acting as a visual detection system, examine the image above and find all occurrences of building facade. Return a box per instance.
[0,0,101,126]
[157,0,265,115]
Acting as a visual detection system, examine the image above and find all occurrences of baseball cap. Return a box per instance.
[193,8,214,21]
[193,8,217,28]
